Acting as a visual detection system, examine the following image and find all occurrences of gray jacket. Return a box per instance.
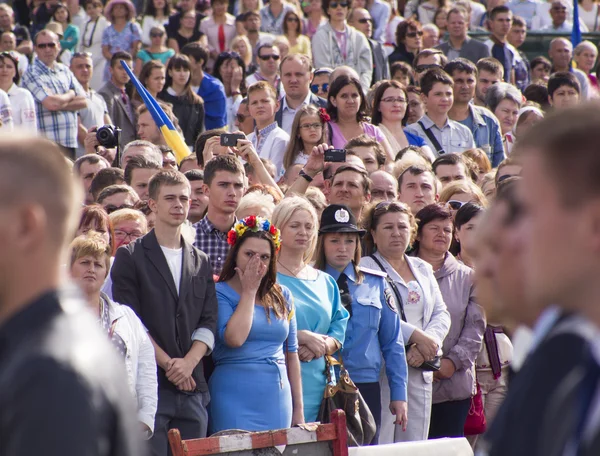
[369,37,390,84]
[431,253,485,404]
[311,23,373,93]
[436,37,491,64]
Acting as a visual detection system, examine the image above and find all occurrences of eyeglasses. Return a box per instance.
[287,16,299,21]
[300,122,323,130]
[150,32,165,37]
[311,83,329,94]
[551,6,567,11]
[415,63,441,73]
[329,1,349,8]
[357,18,374,24]
[447,200,466,210]
[259,54,280,61]
[405,31,424,38]
[104,203,134,214]
[381,97,407,104]
[37,42,57,49]
[236,113,248,123]
[114,229,144,240]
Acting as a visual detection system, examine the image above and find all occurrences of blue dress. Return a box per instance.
[101,22,142,81]
[209,282,298,433]
[277,269,349,422]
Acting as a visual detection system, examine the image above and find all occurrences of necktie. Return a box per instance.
[337,273,352,317]
[120,88,128,105]
[218,24,226,53]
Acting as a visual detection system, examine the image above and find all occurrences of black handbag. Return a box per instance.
[368,255,441,372]
[317,353,376,447]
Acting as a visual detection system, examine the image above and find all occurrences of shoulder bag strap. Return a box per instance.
[368,255,407,322]
[418,121,445,156]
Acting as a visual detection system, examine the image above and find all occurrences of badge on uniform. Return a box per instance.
[334,208,350,223]
[384,287,397,314]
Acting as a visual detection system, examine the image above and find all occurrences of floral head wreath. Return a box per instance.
[318,107,331,123]
[227,216,282,252]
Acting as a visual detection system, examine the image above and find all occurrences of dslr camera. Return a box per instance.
[96,125,122,149]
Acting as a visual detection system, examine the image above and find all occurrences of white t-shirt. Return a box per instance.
[160,245,183,295]
[7,83,36,132]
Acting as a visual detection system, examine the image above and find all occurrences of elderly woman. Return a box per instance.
[574,41,599,92]
[69,233,157,438]
[236,191,276,219]
[485,83,522,155]
[412,204,485,439]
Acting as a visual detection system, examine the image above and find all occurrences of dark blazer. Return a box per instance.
[436,37,491,64]
[98,81,137,145]
[275,92,327,128]
[111,230,218,394]
[485,313,597,456]
[369,38,390,84]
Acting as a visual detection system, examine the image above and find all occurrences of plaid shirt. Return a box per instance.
[22,57,84,148]
[193,216,232,276]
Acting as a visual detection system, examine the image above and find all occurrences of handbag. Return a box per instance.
[368,255,441,371]
[317,353,376,447]
[464,381,487,436]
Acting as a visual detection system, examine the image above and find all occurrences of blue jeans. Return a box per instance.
[150,386,210,456]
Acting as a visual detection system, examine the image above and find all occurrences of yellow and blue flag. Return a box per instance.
[120,60,190,164]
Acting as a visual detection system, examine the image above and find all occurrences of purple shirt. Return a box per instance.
[329,121,386,148]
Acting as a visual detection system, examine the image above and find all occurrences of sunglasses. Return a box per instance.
[236,113,248,123]
[415,63,441,73]
[329,1,349,8]
[150,32,165,37]
[447,200,467,211]
[37,42,57,49]
[406,31,424,38]
[104,203,135,214]
[311,83,329,93]
[287,16,299,21]
[357,18,374,24]
[259,54,280,61]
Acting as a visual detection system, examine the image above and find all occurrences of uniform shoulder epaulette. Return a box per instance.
[358,265,387,278]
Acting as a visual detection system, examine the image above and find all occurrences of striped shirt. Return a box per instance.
[22,57,84,148]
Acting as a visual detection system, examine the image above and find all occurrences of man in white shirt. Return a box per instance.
[540,0,588,32]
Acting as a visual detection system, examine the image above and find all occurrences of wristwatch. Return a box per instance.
[299,169,313,182]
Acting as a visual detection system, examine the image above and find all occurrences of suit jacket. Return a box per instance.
[275,92,327,128]
[98,81,137,145]
[436,37,491,64]
[369,37,390,84]
[111,230,218,393]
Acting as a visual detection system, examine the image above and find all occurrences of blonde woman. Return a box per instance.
[273,195,349,422]
[231,35,254,72]
[439,180,488,215]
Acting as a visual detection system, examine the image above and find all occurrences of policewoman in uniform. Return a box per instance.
[314,204,409,444]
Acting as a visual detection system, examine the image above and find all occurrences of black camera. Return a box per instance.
[220,133,245,147]
[324,148,346,162]
[96,125,122,148]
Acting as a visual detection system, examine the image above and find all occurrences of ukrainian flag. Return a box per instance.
[120,60,190,164]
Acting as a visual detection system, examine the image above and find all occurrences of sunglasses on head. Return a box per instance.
[329,1,349,8]
[358,18,373,24]
[447,200,466,211]
[259,54,280,61]
[415,63,441,73]
[406,30,424,38]
[72,51,92,58]
[311,83,329,93]
[37,42,57,49]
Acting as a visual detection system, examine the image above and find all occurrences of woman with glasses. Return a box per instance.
[314,204,408,444]
[411,203,485,439]
[389,19,423,67]
[439,181,488,216]
[312,0,374,92]
[134,26,174,75]
[213,52,247,130]
[159,54,205,147]
[371,80,433,157]
[282,11,311,56]
[325,75,394,160]
[52,3,80,51]
[140,0,171,46]
[282,105,328,171]
[81,0,110,90]
[361,201,450,443]
[311,67,333,99]
[0,52,36,131]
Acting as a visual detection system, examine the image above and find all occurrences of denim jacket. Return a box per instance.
[469,104,505,168]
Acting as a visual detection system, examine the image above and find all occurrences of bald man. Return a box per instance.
[0,135,144,455]
[548,37,590,99]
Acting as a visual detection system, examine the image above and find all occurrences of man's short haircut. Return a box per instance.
[121,140,163,167]
[530,56,552,72]
[414,48,446,69]
[97,184,138,204]
[485,82,523,113]
[432,153,466,174]
[489,5,511,20]
[90,167,125,201]
[444,58,477,77]
[256,42,275,57]
[548,71,581,98]
[184,169,205,182]
[512,15,526,28]
[395,145,433,163]
[447,6,468,21]
[332,164,371,195]
[345,135,386,167]
[203,154,245,186]
[34,29,58,45]
[477,57,504,78]
[180,153,198,169]
[124,155,162,185]
[194,129,226,167]
[148,170,190,201]
[391,61,413,79]
[420,68,454,96]
[398,164,436,191]
[280,53,313,73]
[0,136,78,245]
[110,51,132,68]
[247,80,277,102]
[181,42,209,67]
[73,154,110,176]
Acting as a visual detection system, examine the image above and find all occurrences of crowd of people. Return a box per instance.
[2,0,600,455]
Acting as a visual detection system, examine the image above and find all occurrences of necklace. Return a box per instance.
[277,260,306,278]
